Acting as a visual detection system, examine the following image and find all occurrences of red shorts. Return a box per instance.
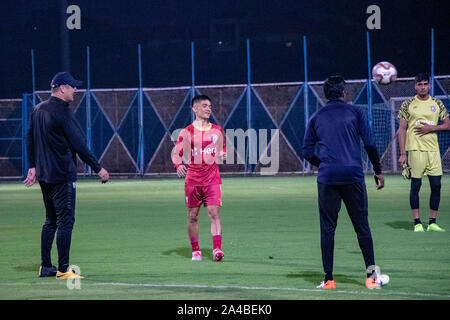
[185,184,222,208]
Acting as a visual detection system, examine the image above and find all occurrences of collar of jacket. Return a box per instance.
[326,98,346,104]
[49,96,70,107]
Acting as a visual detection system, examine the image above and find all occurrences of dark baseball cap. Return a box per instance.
[50,72,83,88]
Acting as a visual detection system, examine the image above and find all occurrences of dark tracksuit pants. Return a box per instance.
[318,181,375,279]
[39,181,76,273]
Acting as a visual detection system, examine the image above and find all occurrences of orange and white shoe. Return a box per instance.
[56,267,85,280]
[213,248,224,262]
[192,250,202,261]
[366,274,389,289]
[316,280,336,289]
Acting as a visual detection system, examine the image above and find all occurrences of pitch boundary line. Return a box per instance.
[1,281,447,299]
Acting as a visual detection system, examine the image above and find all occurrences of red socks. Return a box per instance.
[190,235,222,251]
[213,235,222,250]
[190,237,200,252]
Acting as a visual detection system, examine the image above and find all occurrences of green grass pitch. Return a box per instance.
[0,175,449,300]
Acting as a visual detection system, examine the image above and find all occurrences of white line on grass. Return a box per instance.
[89,282,450,299]
[1,282,448,299]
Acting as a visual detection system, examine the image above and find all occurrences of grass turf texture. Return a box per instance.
[0,175,449,300]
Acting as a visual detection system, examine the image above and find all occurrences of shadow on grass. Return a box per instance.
[286,271,361,286]
[162,247,212,259]
[385,221,412,231]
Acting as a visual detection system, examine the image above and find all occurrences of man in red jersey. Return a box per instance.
[172,95,226,262]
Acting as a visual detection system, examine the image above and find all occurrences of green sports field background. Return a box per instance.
[0,175,449,300]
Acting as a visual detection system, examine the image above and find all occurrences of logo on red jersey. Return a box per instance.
[191,147,217,156]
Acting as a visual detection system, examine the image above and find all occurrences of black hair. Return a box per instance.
[191,94,211,107]
[323,76,346,100]
[415,73,430,83]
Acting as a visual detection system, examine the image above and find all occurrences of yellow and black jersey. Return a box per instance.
[398,96,449,151]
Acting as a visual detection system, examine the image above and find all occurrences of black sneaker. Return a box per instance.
[38,265,57,277]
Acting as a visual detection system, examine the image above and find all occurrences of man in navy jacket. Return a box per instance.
[302,75,388,289]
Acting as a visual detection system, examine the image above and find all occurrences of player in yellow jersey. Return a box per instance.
[398,73,450,232]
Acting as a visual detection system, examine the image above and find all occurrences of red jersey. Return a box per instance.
[173,122,226,186]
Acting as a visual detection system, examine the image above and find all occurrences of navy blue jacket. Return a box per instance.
[26,96,101,183]
[302,99,381,185]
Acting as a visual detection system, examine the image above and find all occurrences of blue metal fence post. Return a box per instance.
[31,49,36,108]
[366,32,373,172]
[22,94,29,178]
[24,48,36,178]
[431,28,435,96]
[303,35,310,174]
[86,46,92,175]
[246,39,252,174]
[366,32,373,129]
[191,41,196,122]
[137,44,144,175]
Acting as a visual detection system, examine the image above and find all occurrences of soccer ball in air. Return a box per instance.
[372,61,397,85]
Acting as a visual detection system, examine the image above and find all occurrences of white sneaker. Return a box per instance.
[213,248,224,262]
[191,250,202,261]
[375,273,390,286]
[366,273,389,288]
[316,280,336,289]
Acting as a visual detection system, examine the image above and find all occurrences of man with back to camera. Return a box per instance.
[398,72,450,232]
[24,72,109,279]
[172,95,226,262]
[302,75,389,289]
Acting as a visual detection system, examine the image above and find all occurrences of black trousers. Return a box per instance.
[318,181,375,278]
[39,181,76,272]
[410,175,441,211]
